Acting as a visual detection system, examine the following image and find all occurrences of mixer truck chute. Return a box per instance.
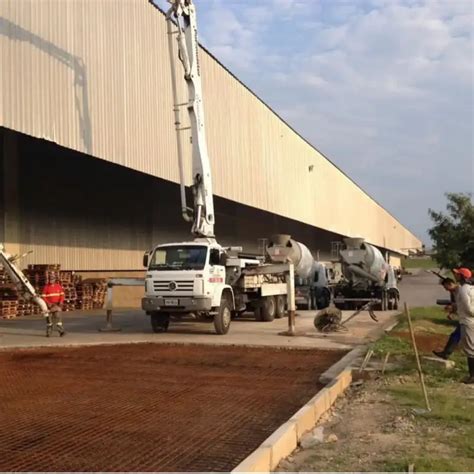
[333,237,400,311]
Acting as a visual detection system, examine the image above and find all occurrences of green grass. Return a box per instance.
[386,382,474,471]
[372,333,412,356]
[389,306,456,333]
[402,257,439,269]
[371,305,474,471]
[372,306,467,371]
[383,455,474,472]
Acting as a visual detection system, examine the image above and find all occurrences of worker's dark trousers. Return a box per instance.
[46,305,64,336]
[468,358,474,377]
[442,323,461,357]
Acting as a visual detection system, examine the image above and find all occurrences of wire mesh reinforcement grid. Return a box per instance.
[0,343,345,472]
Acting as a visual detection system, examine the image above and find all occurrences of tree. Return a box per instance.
[428,192,474,270]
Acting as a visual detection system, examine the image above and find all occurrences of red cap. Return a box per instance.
[453,268,472,279]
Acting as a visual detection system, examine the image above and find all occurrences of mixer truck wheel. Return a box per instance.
[275,295,286,318]
[150,312,170,333]
[388,299,399,311]
[261,296,276,322]
[381,293,388,311]
[214,296,232,335]
[254,307,263,321]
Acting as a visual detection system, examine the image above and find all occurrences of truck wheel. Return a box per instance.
[231,310,245,320]
[261,296,276,322]
[150,312,169,333]
[214,296,232,335]
[317,289,331,310]
[254,307,263,321]
[275,295,286,319]
[381,293,388,311]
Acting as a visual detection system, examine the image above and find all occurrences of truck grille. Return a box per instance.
[153,280,194,292]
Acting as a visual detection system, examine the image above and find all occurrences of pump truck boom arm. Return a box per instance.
[0,244,49,316]
[165,0,215,239]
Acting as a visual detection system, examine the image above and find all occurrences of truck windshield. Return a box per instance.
[149,246,207,271]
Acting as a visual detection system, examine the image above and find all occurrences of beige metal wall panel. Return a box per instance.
[0,0,422,253]
[389,256,402,268]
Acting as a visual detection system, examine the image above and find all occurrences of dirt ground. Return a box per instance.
[278,311,474,473]
[0,343,345,472]
[392,331,449,352]
[278,373,474,472]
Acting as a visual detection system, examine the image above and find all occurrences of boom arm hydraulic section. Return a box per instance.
[165,0,215,239]
[0,244,49,316]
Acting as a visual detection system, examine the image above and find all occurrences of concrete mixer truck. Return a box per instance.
[266,235,330,311]
[333,237,399,311]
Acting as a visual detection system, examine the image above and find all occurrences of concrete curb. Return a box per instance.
[318,311,401,384]
[232,368,352,472]
[319,345,365,384]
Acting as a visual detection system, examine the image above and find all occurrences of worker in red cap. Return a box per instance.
[42,275,66,337]
[453,267,473,283]
[451,267,474,384]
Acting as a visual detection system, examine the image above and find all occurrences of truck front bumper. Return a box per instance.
[141,296,212,313]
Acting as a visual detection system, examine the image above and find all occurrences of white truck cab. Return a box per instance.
[142,240,236,334]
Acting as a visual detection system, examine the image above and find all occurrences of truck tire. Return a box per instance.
[150,312,169,333]
[388,290,399,311]
[316,288,331,310]
[381,292,388,311]
[275,295,286,319]
[214,295,232,335]
[231,310,245,320]
[261,296,276,322]
[254,307,263,321]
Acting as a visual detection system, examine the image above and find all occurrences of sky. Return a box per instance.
[156,0,474,245]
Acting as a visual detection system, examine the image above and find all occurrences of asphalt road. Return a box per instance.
[398,270,446,308]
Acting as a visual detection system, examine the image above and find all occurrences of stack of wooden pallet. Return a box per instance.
[17,298,39,317]
[62,282,78,312]
[0,268,12,285]
[0,263,109,316]
[59,270,74,284]
[25,264,60,289]
[75,280,94,310]
[82,279,108,309]
[0,285,19,319]
[93,281,107,309]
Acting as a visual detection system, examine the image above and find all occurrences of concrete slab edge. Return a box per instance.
[319,345,366,384]
[232,368,353,473]
[0,337,354,352]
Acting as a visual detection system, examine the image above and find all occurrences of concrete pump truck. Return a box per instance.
[142,0,297,334]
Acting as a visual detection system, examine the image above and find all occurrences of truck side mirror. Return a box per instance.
[143,252,149,268]
[219,253,227,266]
[209,249,220,266]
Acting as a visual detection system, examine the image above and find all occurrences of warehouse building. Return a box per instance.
[0,1,421,283]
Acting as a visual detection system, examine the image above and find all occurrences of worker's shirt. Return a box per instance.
[454,284,474,327]
[42,283,65,305]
